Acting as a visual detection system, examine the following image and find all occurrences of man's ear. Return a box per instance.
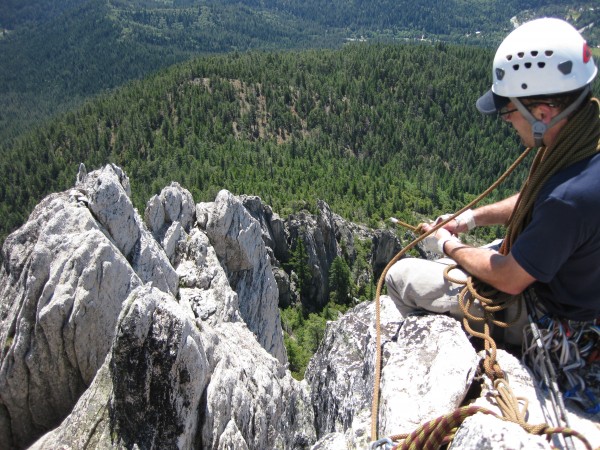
[536,103,556,124]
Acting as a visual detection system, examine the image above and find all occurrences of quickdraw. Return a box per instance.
[522,291,600,417]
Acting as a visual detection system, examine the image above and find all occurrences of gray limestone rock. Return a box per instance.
[30,285,210,450]
[449,413,551,450]
[241,195,289,263]
[144,182,196,268]
[2,164,597,450]
[307,297,600,450]
[205,190,286,364]
[78,164,178,296]
[378,314,479,437]
[200,320,315,449]
[0,191,142,449]
[29,284,314,450]
[78,164,139,257]
[176,228,240,325]
[305,298,400,440]
[286,202,339,309]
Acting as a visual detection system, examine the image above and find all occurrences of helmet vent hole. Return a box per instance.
[545,50,553,57]
[525,62,532,69]
[521,83,528,90]
[518,52,525,58]
[513,64,520,71]
[506,54,513,61]
[558,61,573,75]
[538,62,546,68]
[531,51,538,57]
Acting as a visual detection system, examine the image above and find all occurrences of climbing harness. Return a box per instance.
[368,437,394,450]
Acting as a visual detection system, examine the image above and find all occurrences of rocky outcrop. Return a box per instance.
[29,286,314,450]
[246,196,385,309]
[1,164,598,450]
[306,296,600,450]
[203,190,286,364]
[0,165,302,449]
[305,299,478,446]
[0,167,146,449]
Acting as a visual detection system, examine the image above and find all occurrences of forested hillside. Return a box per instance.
[1,0,598,145]
[0,42,551,245]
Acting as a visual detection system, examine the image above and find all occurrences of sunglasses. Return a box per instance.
[498,102,557,118]
[498,107,518,117]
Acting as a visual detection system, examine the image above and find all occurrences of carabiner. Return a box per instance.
[368,437,394,450]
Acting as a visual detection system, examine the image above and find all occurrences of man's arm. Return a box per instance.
[421,221,536,295]
[446,193,520,234]
[472,193,520,227]
[443,240,535,295]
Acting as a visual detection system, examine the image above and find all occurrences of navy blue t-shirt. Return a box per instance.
[511,152,600,321]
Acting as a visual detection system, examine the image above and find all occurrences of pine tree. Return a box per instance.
[287,235,312,301]
[329,256,352,305]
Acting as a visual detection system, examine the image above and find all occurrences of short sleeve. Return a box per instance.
[511,197,580,283]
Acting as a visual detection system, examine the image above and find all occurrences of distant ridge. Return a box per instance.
[1,0,597,145]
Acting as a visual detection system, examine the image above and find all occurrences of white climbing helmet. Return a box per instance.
[477,17,597,115]
[492,17,597,98]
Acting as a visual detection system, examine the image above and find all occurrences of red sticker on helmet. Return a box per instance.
[583,43,592,63]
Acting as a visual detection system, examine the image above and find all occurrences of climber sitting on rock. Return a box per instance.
[385,17,600,350]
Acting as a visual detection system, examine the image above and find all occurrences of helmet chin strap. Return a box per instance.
[509,85,590,147]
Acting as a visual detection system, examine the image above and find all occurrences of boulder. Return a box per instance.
[305,297,479,447]
[307,296,600,450]
[0,166,301,449]
[29,286,315,450]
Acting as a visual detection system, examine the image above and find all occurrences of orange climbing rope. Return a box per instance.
[369,143,597,450]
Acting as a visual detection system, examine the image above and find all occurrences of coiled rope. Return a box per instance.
[370,144,535,440]
[386,404,593,450]
[371,99,600,448]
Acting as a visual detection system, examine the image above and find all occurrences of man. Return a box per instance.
[385,17,600,346]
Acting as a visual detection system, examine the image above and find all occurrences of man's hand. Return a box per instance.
[434,209,476,234]
[420,222,460,255]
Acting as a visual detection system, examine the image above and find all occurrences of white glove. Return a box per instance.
[455,209,476,231]
[422,233,460,256]
[435,210,476,231]
[421,234,442,255]
[434,213,452,225]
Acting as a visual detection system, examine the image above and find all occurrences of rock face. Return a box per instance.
[305,300,478,447]
[0,165,308,449]
[204,190,286,364]
[305,297,600,450]
[0,164,598,450]
[244,196,381,309]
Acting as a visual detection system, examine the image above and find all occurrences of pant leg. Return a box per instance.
[384,257,471,320]
[385,256,528,345]
[502,299,529,346]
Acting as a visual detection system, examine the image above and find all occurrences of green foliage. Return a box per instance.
[2,42,599,247]
[353,236,377,301]
[329,256,353,305]
[286,234,312,301]
[281,301,348,379]
[2,0,597,146]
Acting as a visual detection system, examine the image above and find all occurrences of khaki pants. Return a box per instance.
[385,256,528,345]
